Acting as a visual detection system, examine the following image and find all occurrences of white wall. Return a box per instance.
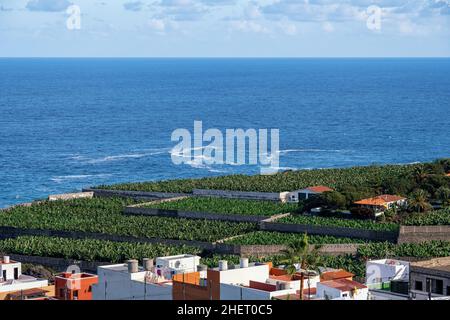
[0,279,48,293]
[0,262,21,281]
[92,267,172,300]
[220,283,298,300]
[219,264,269,286]
[366,260,409,286]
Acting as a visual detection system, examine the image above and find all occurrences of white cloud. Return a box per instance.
[231,20,270,33]
[278,21,298,35]
[147,18,179,33]
[322,21,334,32]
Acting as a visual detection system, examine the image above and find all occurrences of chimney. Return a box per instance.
[143,258,154,271]
[3,256,10,264]
[218,260,228,271]
[240,258,249,268]
[127,259,139,273]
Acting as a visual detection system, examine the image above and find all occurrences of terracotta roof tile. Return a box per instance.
[320,279,367,292]
[304,186,334,193]
[321,270,354,281]
[354,194,406,206]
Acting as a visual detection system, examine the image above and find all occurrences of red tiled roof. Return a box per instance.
[320,279,367,292]
[304,186,334,193]
[321,270,354,281]
[354,194,406,206]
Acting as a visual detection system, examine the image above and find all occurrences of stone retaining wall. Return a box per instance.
[397,225,450,244]
[260,221,398,242]
[48,191,94,201]
[193,189,285,202]
[83,188,188,200]
[214,243,361,256]
[124,206,270,223]
[3,253,107,273]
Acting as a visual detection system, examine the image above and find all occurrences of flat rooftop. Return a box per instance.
[99,264,142,273]
[157,254,199,261]
[211,262,266,271]
[0,259,19,265]
[411,257,450,273]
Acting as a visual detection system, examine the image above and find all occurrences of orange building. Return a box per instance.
[54,272,98,300]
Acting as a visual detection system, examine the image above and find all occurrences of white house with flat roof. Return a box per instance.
[92,255,201,300]
[155,254,201,280]
[366,259,410,289]
[0,256,49,297]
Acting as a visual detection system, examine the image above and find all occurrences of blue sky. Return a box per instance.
[0,0,449,57]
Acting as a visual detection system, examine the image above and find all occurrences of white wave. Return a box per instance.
[69,150,168,164]
[51,174,112,183]
[276,149,348,155]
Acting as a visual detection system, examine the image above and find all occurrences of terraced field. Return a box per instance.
[278,214,399,231]
[0,197,257,242]
[0,236,202,263]
[98,163,420,193]
[143,197,298,216]
[402,207,450,226]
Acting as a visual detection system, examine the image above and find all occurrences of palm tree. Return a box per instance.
[408,189,432,213]
[412,166,427,184]
[436,186,450,207]
[280,233,322,300]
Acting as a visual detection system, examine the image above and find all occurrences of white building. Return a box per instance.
[285,186,334,203]
[317,279,369,300]
[365,259,410,289]
[0,256,49,296]
[92,255,201,300]
[218,259,320,300]
[155,254,201,280]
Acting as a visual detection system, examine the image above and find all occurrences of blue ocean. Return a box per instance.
[0,58,449,208]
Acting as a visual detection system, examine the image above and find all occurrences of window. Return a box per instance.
[342,293,348,297]
[426,278,444,295]
[415,281,423,291]
[447,286,450,296]
[13,267,19,280]
[2,270,6,281]
[88,286,92,292]
[73,290,79,300]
